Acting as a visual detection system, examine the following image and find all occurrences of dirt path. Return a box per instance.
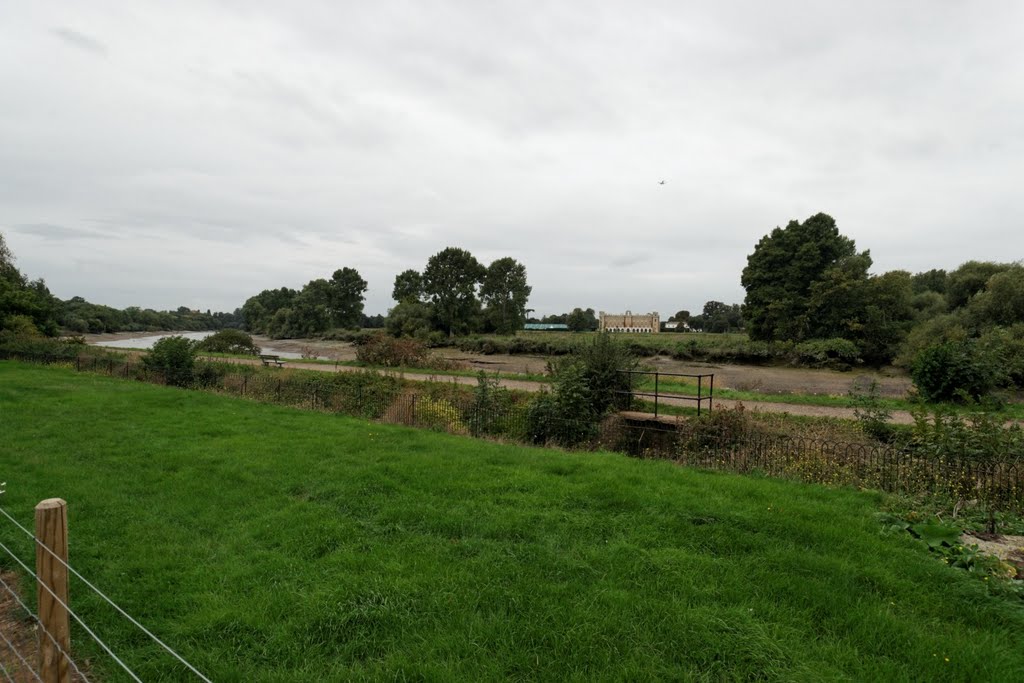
[210,356,917,423]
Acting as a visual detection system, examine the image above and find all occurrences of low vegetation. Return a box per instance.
[1,362,1022,680]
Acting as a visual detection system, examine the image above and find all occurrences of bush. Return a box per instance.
[525,363,598,447]
[792,338,862,368]
[0,334,89,360]
[195,329,261,356]
[848,378,896,443]
[354,333,429,367]
[142,336,197,387]
[910,340,998,403]
[555,333,639,415]
[467,372,513,436]
[977,325,1024,389]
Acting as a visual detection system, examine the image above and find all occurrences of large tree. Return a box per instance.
[481,257,531,334]
[392,269,424,304]
[422,247,486,337]
[741,213,865,341]
[325,267,368,328]
[241,287,298,334]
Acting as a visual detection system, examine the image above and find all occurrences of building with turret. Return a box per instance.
[599,310,660,333]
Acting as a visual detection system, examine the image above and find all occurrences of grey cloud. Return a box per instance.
[11,223,107,241]
[1,1,1021,315]
[52,27,107,56]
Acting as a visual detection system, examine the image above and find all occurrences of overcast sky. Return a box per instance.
[2,1,1022,317]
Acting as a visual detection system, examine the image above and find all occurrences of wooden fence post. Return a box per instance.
[36,498,70,683]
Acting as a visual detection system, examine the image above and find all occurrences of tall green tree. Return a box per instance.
[741,213,865,341]
[422,247,486,337]
[392,269,424,304]
[241,287,297,334]
[481,257,531,334]
[325,267,367,328]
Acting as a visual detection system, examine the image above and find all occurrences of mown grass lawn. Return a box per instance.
[1,362,1022,681]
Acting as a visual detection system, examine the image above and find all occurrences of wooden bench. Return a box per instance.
[259,354,286,368]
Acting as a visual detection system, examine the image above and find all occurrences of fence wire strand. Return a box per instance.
[0,574,90,683]
[0,654,14,683]
[0,508,211,682]
[0,539,142,683]
[0,627,41,683]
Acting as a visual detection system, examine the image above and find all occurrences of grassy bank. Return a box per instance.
[2,362,1022,680]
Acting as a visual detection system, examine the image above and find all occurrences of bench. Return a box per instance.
[259,354,286,368]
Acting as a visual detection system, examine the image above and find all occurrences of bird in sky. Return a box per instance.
[658,180,666,185]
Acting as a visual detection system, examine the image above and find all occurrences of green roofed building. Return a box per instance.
[523,323,570,331]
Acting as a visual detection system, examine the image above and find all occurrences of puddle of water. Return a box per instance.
[90,332,313,359]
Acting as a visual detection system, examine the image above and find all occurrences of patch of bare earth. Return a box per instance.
[0,572,91,681]
[961,533,1024,580]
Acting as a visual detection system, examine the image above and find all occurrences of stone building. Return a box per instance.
[599,310,660,333]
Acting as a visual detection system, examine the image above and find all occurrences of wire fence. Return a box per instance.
[0,503,212,683]
[3,350,1023,514]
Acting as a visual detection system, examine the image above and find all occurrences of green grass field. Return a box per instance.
[1,362,1022,681]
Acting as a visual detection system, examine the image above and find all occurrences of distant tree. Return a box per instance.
[566,307,599,332]
[325,267,367,328]
[0,231,59,336]
[699,301,743,333]
[386,301,435,339]
[741,213,865,341]
[195,329,261,355]
[422,247,486,337]
[392,269,424,304]
[672,310,691,323]
[857,270,916,364]
[911,269,947,295]
[911,291,948,321]
[946,261,1012,310]
[481,257,532,334]
[241,287,297,334]
[0,232,14,278]
[966,265,1024,327]
[804,253,873,339]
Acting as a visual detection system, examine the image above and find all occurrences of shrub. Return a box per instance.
[678,404,753,451]
[355,333,429,367]
[848,378,896,443]
[142,336,197,387]
[415,397,467,434]
[0,334,87,360]
[977,325,1024,389]
[467,372,513,436]
[524,363,598,447]
[558,333,639,415]
[195,329,261,356]
[792,338,862,368]
[910,340,998,402]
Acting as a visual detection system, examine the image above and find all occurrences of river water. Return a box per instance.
[90,332,310,359]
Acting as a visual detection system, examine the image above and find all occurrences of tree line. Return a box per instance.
[740,212,1024,396]
[239,247,533,341]
[3,233,248,336]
